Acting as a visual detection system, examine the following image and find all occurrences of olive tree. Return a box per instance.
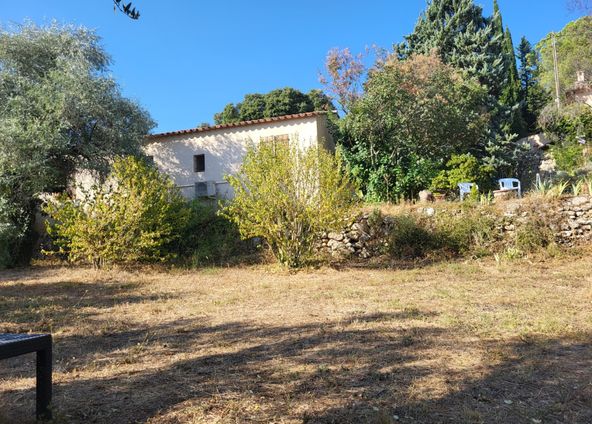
[0,22,154,267]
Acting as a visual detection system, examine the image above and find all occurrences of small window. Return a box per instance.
[260,134,290,154]
[193,154,205,172]
[260,134,290,145]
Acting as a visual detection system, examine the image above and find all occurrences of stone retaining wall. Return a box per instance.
[319,196,592,259]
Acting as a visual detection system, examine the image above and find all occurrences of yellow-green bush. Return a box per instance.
[222,142,357,268]
[44,156,189,268]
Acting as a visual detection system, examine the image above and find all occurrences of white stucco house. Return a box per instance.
[143,111,335,200]
[566,71,592,108]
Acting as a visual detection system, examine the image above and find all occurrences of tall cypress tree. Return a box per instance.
[492,0,504,43]
[518,36,551,132]
[501,28,520,106]
[493,0,525,136]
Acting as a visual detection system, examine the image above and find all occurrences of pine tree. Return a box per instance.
[395,0,505,96]
[395,0,528,176]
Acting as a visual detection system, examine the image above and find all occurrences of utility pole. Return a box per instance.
[552,32,562,110]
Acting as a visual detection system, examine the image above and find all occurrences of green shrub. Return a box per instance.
[388,205,498,259]
[539,103,592,175]
[550,143,586,175]
[388,215,438,259]
[514,218,554,253]
[430,154,494,195]
[44,156,189,268]
[0,197,30,269]
[180,200,246,266]
[433,206,498,255]
[222,142,357,268]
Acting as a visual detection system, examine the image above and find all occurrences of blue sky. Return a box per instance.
[1,1,586,133]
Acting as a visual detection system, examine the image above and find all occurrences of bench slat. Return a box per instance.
[0,334,52,360]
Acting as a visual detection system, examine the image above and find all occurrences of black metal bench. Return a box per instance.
[0,334,52,420]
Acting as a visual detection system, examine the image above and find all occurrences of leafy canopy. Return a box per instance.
[393,0,529,174]
[213,88,334,125]
[395,0,504,96]
[342,53,489,202]
[430,153,494,194]
[537,16,592,98]
[0,22,154,199]
[0,22,154,267]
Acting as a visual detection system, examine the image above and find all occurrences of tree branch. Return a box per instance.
[113,0,141,20]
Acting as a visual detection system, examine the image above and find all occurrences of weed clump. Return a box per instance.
[387,205,499,259]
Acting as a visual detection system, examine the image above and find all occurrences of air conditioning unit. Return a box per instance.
[195,181,216,198]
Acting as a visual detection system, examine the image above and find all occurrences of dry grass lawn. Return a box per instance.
[1,252,591,423]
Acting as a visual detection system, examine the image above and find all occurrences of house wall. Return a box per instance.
[578,92,592,107]
[316,114,336,152]
[567,87,592,108]
[144,115,331,200]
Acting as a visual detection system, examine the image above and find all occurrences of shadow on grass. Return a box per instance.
[312,337,592,423]
[0,277,158,332]
[1,307,591,423]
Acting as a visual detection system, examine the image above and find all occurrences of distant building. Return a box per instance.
[566,71,592,107]
[143,112,335,200]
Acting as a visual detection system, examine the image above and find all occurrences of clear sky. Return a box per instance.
[1,1,586,133]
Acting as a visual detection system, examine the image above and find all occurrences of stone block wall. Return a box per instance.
[319,196,592,259]
[555,196,592,242]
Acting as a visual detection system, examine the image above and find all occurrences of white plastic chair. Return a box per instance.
[498,178,521,198]
[458,182,477,201]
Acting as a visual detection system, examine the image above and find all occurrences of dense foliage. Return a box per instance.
[539,103,592,174]
[395,0,504,96]
[537,16,592,99]
[222,142,357,268]
[0,197,29,269]
[45,157,188,268]
[179,200,247,266]
[393,0,534,175]
[341,54,488,202]
[213,88,334,125]
[0,23,154,267]
[430,154,495,195]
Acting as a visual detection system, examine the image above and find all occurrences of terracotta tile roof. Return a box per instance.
[147,111,327,140]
